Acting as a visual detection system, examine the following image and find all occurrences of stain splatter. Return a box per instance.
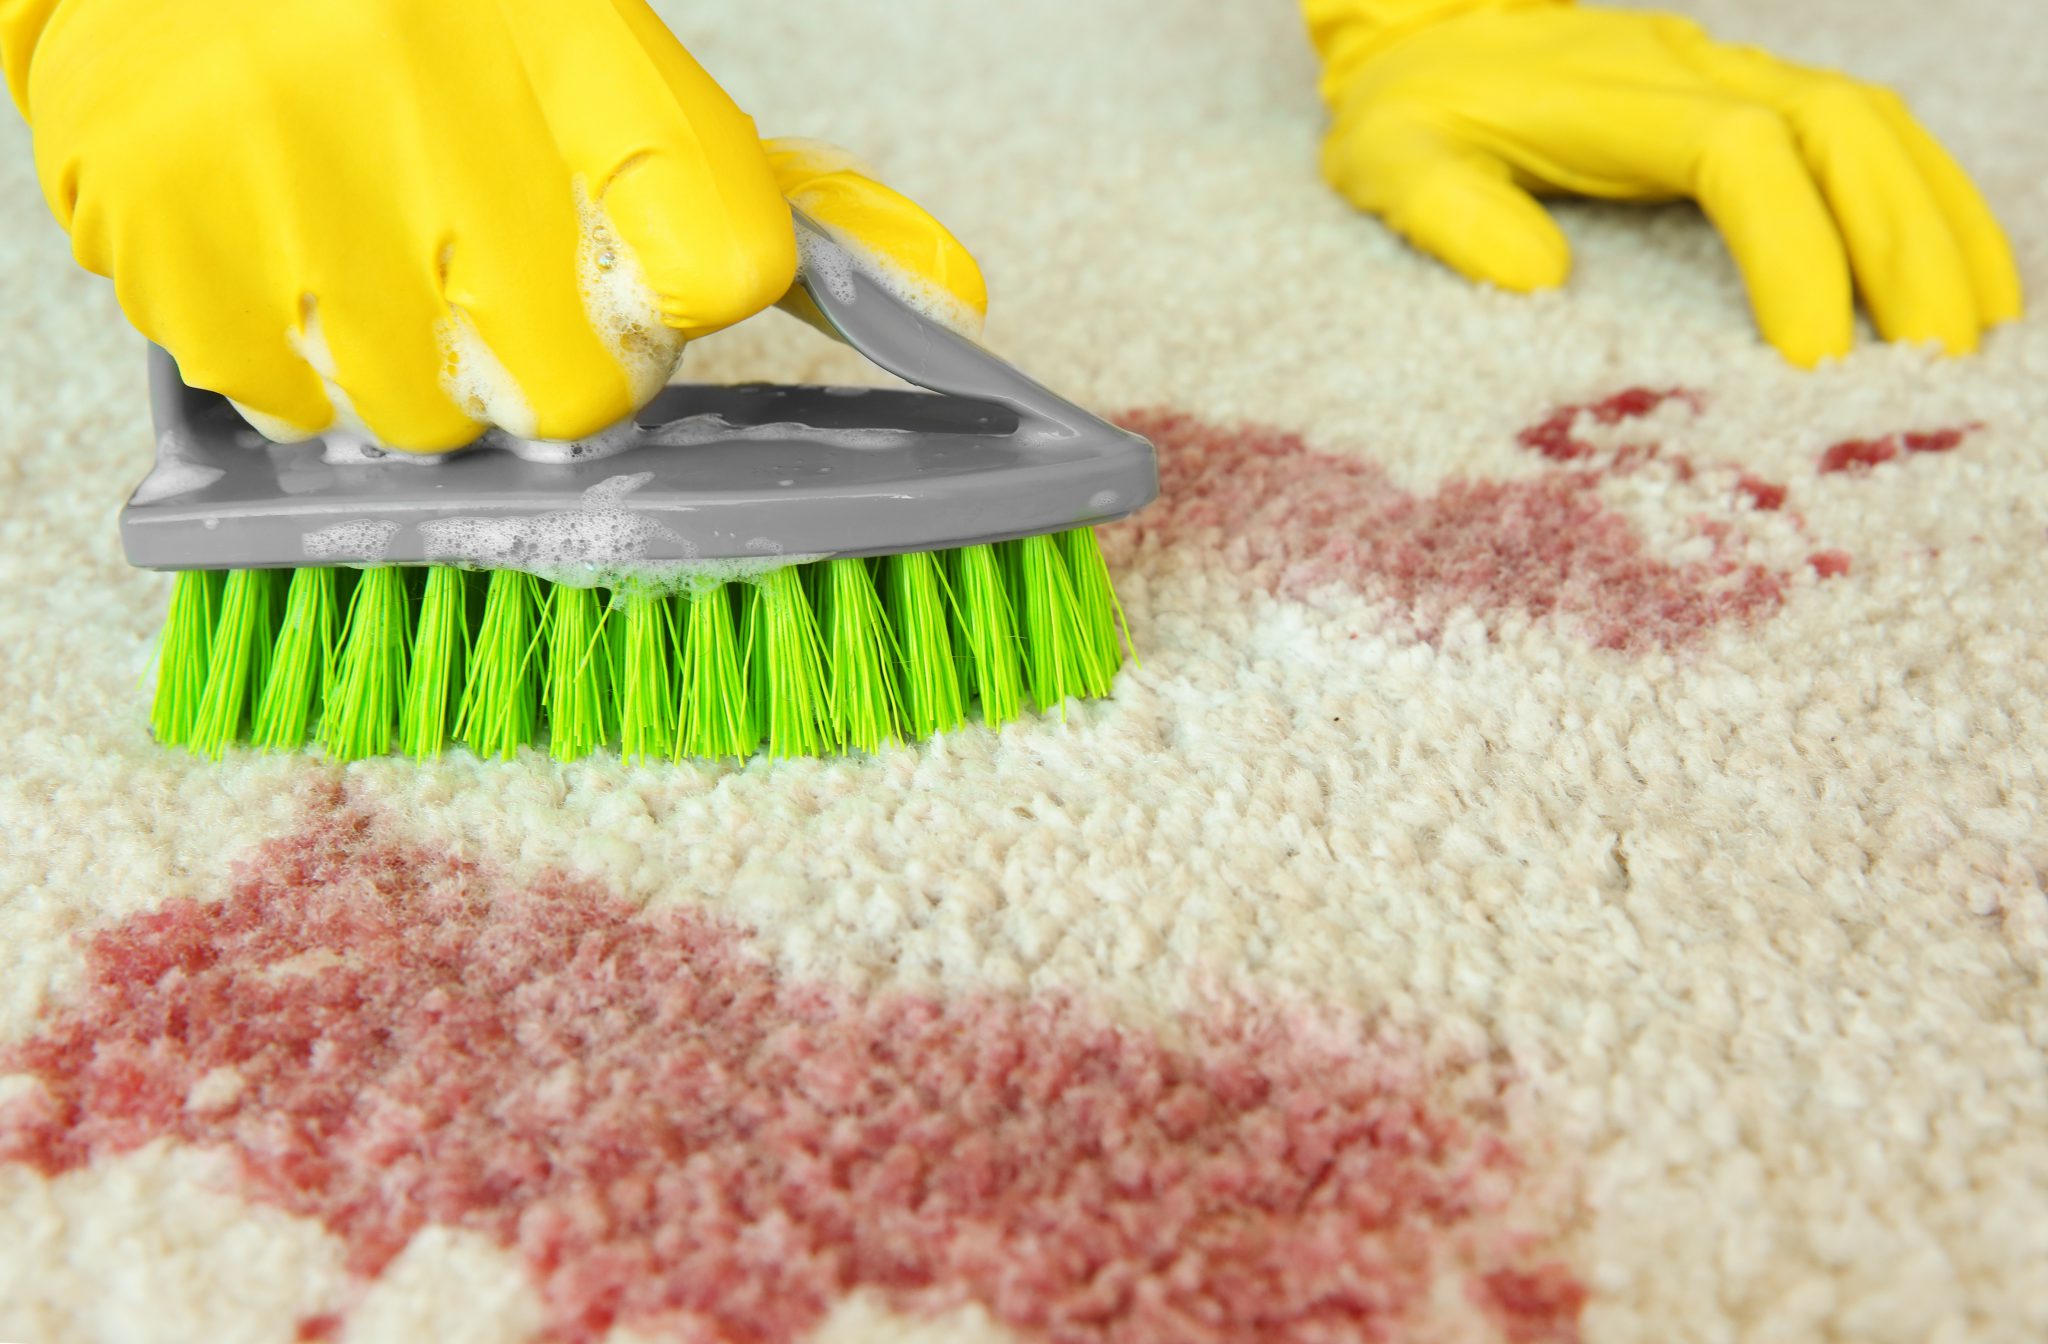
[1111,407,1783,653]
[1820,438,1901,474]
[1514,388,1698,463]
[1,797,1582,1344]
[1735,475,1787,512]
[1809,551,1853,579]
[1819,425,1977,475]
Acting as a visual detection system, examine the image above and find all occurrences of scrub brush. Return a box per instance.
[123,211,1158,764]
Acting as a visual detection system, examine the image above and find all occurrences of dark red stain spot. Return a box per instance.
[1735,475,1787,512]
[1513,387,1696,462]
[1809,550,1853,579]
[1111,406,1782,654]
[294,1313,342,1342]
[1,797,1583,1344]
[1481,1267,1591,1341]
[1819,437,1899,473]
[1819,425,1977,474]
[1903,428,1969,455]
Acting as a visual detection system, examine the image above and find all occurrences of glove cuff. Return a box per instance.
[0,0,66,118]
[1301,0,1571,104]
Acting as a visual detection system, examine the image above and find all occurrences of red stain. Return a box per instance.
[1735,475,1787,512]
[1819,438,1899,474]
[1809,551,1853,579]
[294,1314,342,1341]
[1819,425,1976,474]
[1481,1267,1591,1344]
[1,796,1583,1344]
[1903,428,1968,455]
[1513,387,1695,462]
[1112,407,1783,653]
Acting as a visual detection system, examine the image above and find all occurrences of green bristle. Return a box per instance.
[399,567,469,758]
[614,587,677,763]
[743,565,832,758]
[950,543,1023,728]
[153,526,1134,765]
[542,583,614,762]
[456,569,544,761]
[1056,528,1131,677]
[253,567,338,752]
[322,566,411,762]
[604,589,629,697]
[673,583,752,761]
[189,569,278,758]
[820,557,903,754]
[151,570,224,748]
[1006,534,1111,715]
[884,550,965,741]
[946,550,978,706]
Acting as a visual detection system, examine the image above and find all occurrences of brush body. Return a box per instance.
[126,212,1152,763]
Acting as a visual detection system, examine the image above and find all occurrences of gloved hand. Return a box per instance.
[2,0,983,453]
[765,137,988,341]
[1301,0,2023,365]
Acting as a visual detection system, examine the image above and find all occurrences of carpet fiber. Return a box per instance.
[2,1,2045,1341]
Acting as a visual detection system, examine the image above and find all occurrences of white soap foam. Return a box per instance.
[437,306,538,439]
[303,519,400,561]
[797,217,984,340]
[229,401,321,445]
[488,415,645,465]
[323,433,461,467]
[576,179,688,407]
[129,430,226,505]
[289,306,380,444]
[798,226,860,306]
[419,472,690,587]
[415,471,828,593]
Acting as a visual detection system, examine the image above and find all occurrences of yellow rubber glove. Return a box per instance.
[1302,0,2023,365]
[765,137,989,341]
[1,0,982,453]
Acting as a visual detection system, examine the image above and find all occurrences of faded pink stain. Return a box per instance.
[1819,425,1977,475]
[1111,405,1783,653]
[1,796,1583,1344]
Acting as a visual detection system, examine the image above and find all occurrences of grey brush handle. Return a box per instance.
[123,213,1158,570]
[789,209,1096,442]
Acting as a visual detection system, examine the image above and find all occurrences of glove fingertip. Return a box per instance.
[1398,186,1572,294]
[1763,312,1853,369]
[603,153,799,341]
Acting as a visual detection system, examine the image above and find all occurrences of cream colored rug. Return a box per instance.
[2,1,2044,1341]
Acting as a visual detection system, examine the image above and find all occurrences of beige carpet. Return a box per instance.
[2,1,2045,1341]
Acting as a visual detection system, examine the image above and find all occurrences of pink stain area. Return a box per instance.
[1819,425,1977,474]
[1513,387,1696,462]
[1,797,1584,1344]
[1111,406,1783,653]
